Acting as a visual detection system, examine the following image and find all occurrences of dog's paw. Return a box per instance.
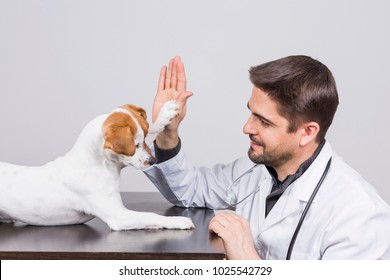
[159,100,180,125]
[145,101,180,146]
[161,216,194,230]
[106,213,194,230]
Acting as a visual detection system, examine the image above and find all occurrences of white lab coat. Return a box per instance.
[144,142,390,259]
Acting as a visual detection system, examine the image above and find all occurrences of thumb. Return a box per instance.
[176,91,193,104]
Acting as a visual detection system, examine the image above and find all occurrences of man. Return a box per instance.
[144,56,390,259]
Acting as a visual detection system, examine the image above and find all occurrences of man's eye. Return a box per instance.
[260,119,271,127]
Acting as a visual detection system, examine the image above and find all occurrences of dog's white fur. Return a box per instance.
[0,101,194,230]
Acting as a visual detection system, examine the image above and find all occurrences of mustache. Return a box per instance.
[249,135,263,146]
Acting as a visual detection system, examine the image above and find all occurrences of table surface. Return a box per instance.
[0,192,225,260]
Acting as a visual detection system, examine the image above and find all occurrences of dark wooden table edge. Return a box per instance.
[0,251,225,260]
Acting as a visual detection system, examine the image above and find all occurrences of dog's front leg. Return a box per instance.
[107,209,194,231]
[88,194,193,230]
[145,101,179,146]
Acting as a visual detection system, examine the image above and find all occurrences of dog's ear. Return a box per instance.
[103,112,136,157]
[120,104,149,135]
[121,104,147,120]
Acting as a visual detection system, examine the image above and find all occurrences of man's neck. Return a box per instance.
[274,141,323,182]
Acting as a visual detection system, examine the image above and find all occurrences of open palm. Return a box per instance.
[152,56,193,132]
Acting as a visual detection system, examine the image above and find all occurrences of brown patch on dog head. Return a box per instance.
[120,104,149,136]
[103,112,137,156]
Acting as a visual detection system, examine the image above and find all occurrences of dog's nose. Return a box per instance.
[148,156,157,166]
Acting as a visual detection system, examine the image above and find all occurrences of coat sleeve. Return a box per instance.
[143,148,254,209]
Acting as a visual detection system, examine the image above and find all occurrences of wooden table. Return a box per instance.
[0,192,225,260]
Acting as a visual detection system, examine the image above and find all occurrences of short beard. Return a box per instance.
[248,146,293,168]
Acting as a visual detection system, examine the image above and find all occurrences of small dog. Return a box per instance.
[0,101,194,230]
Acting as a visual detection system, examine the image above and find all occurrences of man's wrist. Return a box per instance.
[155,130,180,150]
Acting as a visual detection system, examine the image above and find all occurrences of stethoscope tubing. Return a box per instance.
[285,157,332,260]
[226,164,261,207]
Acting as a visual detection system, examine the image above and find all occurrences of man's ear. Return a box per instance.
[299,122,320,147]
[103,113,136,157]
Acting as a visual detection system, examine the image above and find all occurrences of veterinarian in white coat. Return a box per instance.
[144,56,390,259]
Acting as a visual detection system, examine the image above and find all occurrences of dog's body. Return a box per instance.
[0,101,194,230]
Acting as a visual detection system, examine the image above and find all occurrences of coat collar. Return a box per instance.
[291,142,333,203]
[258,142,333,234]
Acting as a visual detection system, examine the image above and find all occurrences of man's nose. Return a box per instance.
[243,116,257,135]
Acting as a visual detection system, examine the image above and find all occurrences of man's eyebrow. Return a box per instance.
[247,102,276,126]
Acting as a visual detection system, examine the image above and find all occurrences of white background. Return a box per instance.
[2,260,390,280]
[1,0,389,204]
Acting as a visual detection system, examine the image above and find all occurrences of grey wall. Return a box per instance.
[1,0,389,204]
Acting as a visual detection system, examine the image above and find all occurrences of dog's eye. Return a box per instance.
[136,144,141,149]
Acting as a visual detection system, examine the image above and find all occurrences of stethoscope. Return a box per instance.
[226,157,332,260]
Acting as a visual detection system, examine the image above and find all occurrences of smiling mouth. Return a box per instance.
[249,135,262,147]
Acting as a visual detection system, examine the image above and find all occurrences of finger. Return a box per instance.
[157,66,167,93]
[165,58,173,89]
[177,60,187,93]
[209,219,226,237]
[209,212,231,230]
[221,212,251,234]
[209,216,226,233]
[216,211,238,221]
[171,57,179,90]
[219,212,249,228]
[176,91,193,104]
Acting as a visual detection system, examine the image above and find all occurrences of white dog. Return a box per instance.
[0,101,194,230]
